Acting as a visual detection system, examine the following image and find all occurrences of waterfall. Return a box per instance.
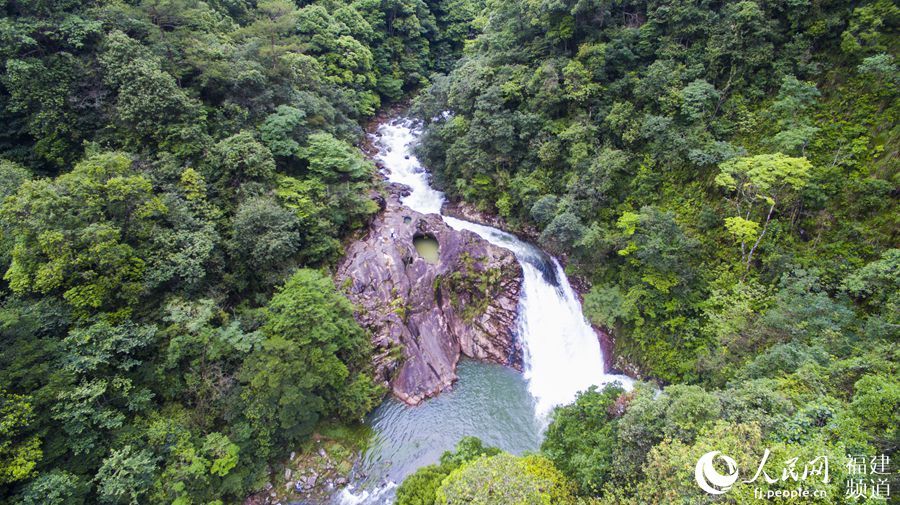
[336,117,631,504]
[375,117,631,417]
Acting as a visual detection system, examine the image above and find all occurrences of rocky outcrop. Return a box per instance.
[336,184,522,405]
[442,200,540,243]
[441,200,508,230]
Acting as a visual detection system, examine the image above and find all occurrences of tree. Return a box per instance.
[540,211,586,252]
[52,378,153,459]
[144,410,242,504]
[765,76,820,154]
[654,385,722,443]
[436,453,575,504]
[679,79,720,123]
[142,168,221,293]
[293,4,381,116]
[301,133,372,182]
[274,176,343,264]
[842,248,899,312]
[396,437,500,505]
[0,159,30,272]
[94,446,156,505]
[229,197,301,290]
[840,1,900,59]
[857,53,900,86]
[0,159,29,202]
[620,421,850,504]
[258,105,309,159]
[617,421,764,504]
[63,319,157,377]
[238,269,380,456]
[99,31,208,157]
[160,298,260,426]
[850,374,899,452]
[396,465,448,505]
[2,55,88,167]
[240,0,301,72]
[530,195,559,226]
[0,390,41,485]
[50,320,156,460]
[616,207,699,292]
[715,154,812,270]
[20,470,87,505]
[205,132,276,203]
[567,148,628,216]
[1,152,166,314]
[541,384,625,494]
[616,383,722,470]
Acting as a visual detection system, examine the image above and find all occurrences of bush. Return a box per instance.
[436,453,575,504]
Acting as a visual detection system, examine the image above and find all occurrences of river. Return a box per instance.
[336,117,631,504]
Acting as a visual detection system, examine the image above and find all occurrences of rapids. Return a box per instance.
[336,117,631,504]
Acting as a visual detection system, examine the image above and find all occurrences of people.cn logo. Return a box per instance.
[695,451,740,495]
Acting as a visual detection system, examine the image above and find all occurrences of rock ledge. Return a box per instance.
[336,184,522,404]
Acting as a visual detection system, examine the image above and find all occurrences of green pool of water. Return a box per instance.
[413,236,439,264]
[343,360,542,499]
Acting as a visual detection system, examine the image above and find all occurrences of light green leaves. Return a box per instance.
[716,153,813,268]
[716,153,812,198]
[301,132,373,181]
[436,453,575,504]
[1,152,162,313]
[0,390,41,485]
[724,216,760,244]
[202,433,239,477]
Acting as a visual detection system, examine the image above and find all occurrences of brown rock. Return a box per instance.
[336,184,523,405]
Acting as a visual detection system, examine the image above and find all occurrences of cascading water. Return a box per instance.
[336,117,630,504]
[376,117,630,415]
[441,217,625,416]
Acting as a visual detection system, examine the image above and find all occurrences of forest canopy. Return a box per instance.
[0,0,480,502]
[401,0,897,502]
[0,0,897,503]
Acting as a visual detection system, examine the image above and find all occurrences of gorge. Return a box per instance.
[2,1,894,503]
[336,117,632,504]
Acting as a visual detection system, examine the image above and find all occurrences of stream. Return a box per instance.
[336,117,631,504]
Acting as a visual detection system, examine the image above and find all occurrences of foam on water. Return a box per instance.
[336,482,397,505]
[372,120,444,215]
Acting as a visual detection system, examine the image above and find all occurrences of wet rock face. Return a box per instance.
[336,183,523,405]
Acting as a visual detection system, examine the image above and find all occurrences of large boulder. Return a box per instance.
[336,184,522,404]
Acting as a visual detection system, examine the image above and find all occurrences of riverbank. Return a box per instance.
[242,110,410,505]
[246,109,637,505]
[243,425,369,505]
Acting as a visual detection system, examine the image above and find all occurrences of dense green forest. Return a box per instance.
[398,0,898,503]
[414,0,897,385]
[0,0,479,502]
[0,0,897,503]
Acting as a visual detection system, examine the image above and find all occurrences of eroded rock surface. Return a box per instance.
[336,184,522,404]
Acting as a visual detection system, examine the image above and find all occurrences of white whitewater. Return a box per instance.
[337,117,630,504]
[374,117,630,416]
